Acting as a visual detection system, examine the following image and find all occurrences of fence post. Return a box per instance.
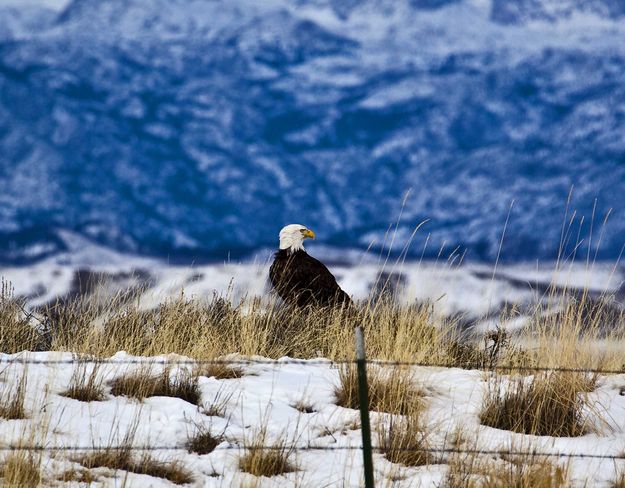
[354,326,374,488]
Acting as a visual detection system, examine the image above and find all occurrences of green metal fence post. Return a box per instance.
[355,326,374,488]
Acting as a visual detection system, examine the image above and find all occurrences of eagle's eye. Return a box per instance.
[299,229,307,234]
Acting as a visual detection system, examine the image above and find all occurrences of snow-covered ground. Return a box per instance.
[1,351,625,487]
[1,242,625,485]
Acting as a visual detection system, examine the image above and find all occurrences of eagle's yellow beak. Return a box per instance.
[302,229,316,239]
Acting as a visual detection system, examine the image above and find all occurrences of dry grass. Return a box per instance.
[0,369,28,420]
[201,386,235,417]
[60,359,106,402]
[373,366,433,468]
[0,256,622,375]
[335,364,423,415]
[109,366,201,405]
[0,452,43,487]
[35,289,625,375]
[195,363,245,380]
[520,287,625,372]
[9,279,616,375]
[443,451,569,488]
[80,449,193,485]
[612,472,625,488]
[239,427,296,477]
[0,280,47,353]
[186,422,222,455]
[57,468,97,483]
[480,372,598,437]
[75,412,193,485]
[291,399,316,413]
[378,414,433,467]
[53,295,253,359]
[19,293,472,365]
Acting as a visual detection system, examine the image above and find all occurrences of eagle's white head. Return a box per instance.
[279,224,316,253]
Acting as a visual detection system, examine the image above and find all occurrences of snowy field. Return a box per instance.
[1,351,625,487]
[1,239,625,486]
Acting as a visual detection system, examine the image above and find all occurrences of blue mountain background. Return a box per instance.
[1,0,625,264]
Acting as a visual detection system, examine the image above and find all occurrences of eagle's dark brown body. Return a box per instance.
[269,249,352,308]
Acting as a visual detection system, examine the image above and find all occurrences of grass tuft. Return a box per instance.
[109,367,201,405]
[75,411,193,485]
[57,468,97,483]
[335,365,423,415]
[0,452,42,487]
[186,423,222,455]
[480,372,597,437]
[80,449,193,485]
[0,370,28,420]
[239,428,296,478]
[378,414,433,467]
[196,363,245,380]
[443,451,568,488]
[0,280,47,353]
[201,387,234,417]
[60,359,106,402]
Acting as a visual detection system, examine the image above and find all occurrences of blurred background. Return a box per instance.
[1,0,624,267]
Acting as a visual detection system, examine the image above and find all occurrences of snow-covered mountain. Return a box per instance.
[1,0,624,264]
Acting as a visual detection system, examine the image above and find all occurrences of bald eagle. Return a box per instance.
[269,224,352,309]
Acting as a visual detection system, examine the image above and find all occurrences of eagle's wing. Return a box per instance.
[297,253,352,306]
[270,250,352,307]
